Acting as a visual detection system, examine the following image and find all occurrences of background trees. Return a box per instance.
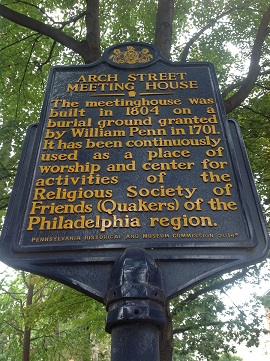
[1,264,268,361]
[0,268,110,361]
[0,0,269,220]
[0,0,269,360]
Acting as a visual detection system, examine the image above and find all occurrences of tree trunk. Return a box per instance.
[160,303,174,361]
[84,0,101,63]
[22,279,34,361]
[155,0,175,59]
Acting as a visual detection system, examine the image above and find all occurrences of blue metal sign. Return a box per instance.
[0,43,268,301]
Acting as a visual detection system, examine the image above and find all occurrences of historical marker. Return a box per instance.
[0,43,269,301]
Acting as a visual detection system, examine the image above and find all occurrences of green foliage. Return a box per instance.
[0,269,25,360]
[218,354,243,361]
[100,0,158,48]
[0,269,109,360]
[0,0,269,360]
[1,263,268,360]
[172,261,270,360]
[0,0,269,224]
[230,91,270,221]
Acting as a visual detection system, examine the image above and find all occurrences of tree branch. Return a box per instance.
[0,33,37,52]
[242,105,269,118]
[39,41,57,69]
[0,199,10,210]
[0,162,13,177]
[2,320,23,334]
[15,34,42,119]
[173,321,227,335]
[223,5,270,113]
[0,4,89,61]
[180,2,250,62]
[222,71,270,98]
[183,269,248,304]
[0,287,25,301]
[222,79,245,99]
[171,268,249,317]
[57,10,87,28]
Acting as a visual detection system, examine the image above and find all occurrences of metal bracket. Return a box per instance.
[105,248,167,361]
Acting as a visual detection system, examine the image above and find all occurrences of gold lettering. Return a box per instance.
[150,215,215,231]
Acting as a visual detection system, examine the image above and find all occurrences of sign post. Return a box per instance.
[0,42,269,358]
[106,247,166,361]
